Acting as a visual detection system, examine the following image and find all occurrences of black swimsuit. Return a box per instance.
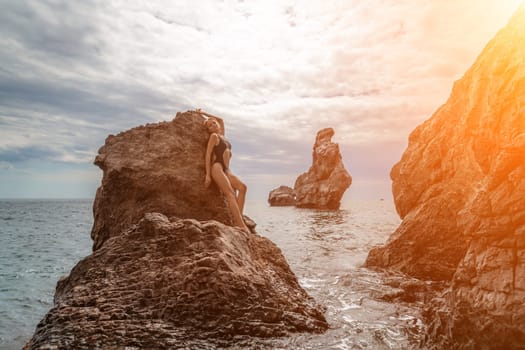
[213,136,231,171]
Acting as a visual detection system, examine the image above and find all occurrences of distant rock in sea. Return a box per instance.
[366,4,525,349]
[294,128,352,210]
[268,185,296,206]
[25,111,328,349]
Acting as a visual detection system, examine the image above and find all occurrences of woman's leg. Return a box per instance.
[226,171,247,215]
[211,163,249,231]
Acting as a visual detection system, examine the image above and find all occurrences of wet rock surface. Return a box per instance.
[367,4,525,349]
[25,214,328,349]
[268,186,296,207]
[294,128,352,210]
[91,111,232,251]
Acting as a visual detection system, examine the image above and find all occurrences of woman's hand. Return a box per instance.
[204,175,212,188]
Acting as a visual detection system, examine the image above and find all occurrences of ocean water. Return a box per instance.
[0,199,93,349]
[0,199,425,349]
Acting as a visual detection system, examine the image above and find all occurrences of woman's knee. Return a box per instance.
[238,181,247,193]
[232,178,246,193]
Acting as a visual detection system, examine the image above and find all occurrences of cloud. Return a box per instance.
[0,161,14,170]
[0,0,520,198]
[0,145,60,163]
[0,1,104,65]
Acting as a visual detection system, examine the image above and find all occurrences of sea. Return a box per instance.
[0,199,426,350]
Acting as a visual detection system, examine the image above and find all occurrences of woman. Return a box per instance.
[198,109,249,232]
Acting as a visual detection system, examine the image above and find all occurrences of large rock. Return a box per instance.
[26,112,329,348]
[367,4,525,348]
[268,185,296,206]
[91,111,231,251]
[24,214,328,349]
[294,128,352,209]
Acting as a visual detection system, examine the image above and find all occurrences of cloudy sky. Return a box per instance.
[0,0,521,200]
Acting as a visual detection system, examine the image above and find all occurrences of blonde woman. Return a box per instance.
[198,110,249,232]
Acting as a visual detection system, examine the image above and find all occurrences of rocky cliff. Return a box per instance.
[366,4,525,349]
[26,112,328,349]
[294,128,352,209]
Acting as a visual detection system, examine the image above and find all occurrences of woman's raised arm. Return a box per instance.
[197,110,225,135]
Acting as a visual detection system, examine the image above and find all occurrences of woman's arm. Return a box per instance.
[204,133,219,187]
[198,110,225,135]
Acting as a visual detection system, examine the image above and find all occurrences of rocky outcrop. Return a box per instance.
[91,111,232,251]
[294,128,352,209]
[26,112,329,348]
[367,4,525,349]
[268,185,296,206]
[25,214,328,349]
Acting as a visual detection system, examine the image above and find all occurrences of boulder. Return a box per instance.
[91,111,232,251]
[24,214,328,349]
[268,185,296,206]
[294,128,352,209]
[366,4,525,348]
[26,111,329,348]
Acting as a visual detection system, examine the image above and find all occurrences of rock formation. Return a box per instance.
[25,214,328,349]
[26,112,328,348]
[366,4,525,348]
[91,111,231,251]
[268,185,296,206]
[294,128,352,209]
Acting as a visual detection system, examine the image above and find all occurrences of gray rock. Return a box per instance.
[26,112,329,349]
[25,214,328,349]
[294,128,352,209]
[91,111,232,251]
[268,185,296,206]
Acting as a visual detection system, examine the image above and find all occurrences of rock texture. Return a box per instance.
[294,128,352,209]
[268,185,296,206]
[25,214,328,349]
[26,111,328,348]
[91,111,232,251]
[367,4,525,349]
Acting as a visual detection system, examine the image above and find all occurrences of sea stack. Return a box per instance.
[294,128,352,210]
[366,4,525,348]
[25,111,328,349]
[268,185,296,206]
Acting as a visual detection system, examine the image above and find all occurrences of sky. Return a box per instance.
[0,0,521,201]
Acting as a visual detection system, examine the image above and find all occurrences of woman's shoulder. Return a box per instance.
[208,133,220,143]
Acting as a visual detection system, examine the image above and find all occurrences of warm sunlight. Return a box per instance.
[2,1,525,349]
